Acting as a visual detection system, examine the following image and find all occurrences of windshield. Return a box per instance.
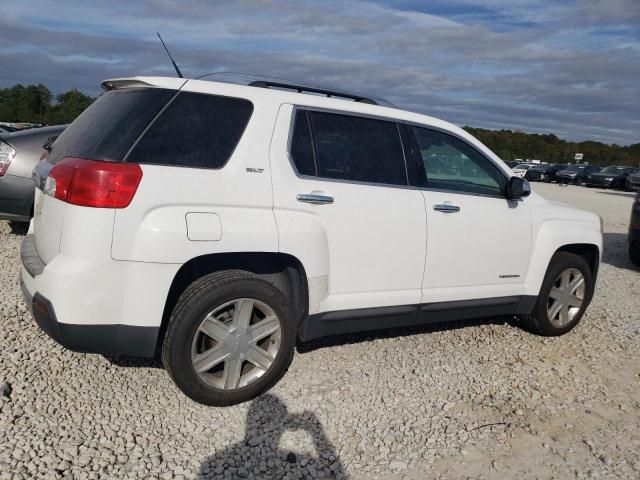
[565,165,586,172]
[600,166,626,174]
[514,164,530,169]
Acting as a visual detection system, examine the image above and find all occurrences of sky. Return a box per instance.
[1,0,639,145]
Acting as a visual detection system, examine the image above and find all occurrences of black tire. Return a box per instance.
[162,270,296,406]
[630,243,640,267]
[520,252,594,336]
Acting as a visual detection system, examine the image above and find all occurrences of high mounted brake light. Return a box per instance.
[47,157,142,208]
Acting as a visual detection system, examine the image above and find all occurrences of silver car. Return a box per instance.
[0,125,66,222]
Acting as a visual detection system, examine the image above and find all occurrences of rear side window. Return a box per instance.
[48,88,174,164]
[128,92,253,169]
[290,109,408,186]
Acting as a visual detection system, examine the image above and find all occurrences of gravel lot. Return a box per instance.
[1,183,639,480]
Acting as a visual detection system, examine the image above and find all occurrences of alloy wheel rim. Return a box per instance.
[191,298,281,390]
[547,268,585,327]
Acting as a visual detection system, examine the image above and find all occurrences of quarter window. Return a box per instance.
[290,111,316,176]
[290,109,408,187]
[409,126,504,196]
[127,92,253,169]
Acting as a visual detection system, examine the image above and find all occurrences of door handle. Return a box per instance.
[433,203,460,213]
[297,193,334,205]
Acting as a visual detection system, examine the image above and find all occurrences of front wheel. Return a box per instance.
[520,252,594,336]
[162,270,296,406]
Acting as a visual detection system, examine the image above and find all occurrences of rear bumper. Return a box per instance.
[19,234,175,357]
[21,271,159,357]
[0,174,34,221]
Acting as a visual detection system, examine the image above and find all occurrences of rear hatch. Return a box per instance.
[32,85,177,264]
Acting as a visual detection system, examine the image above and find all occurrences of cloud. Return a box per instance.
[1,0,639,145]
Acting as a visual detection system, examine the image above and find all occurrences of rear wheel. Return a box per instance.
[520,252,594,336]
[162,270,296,406]
[630,243,640,267]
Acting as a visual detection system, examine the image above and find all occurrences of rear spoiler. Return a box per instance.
[101,77,188,92]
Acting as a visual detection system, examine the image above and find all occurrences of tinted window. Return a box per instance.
[409,126,504,196]
[290,111,316,176]
[304,111,407,186]
[49,88,174,164]
[128,92,253,169]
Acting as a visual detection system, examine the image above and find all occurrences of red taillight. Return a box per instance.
[47,157,143,208]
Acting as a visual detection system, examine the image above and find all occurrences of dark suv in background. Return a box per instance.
[630,192,640,266]
[585,166,639,190]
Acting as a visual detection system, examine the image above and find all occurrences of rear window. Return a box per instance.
[48,88,174,164]
[127,92,253,169]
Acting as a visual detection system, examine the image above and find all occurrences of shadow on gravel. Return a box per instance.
[102,355,164,369]
[298,316,513,353]
[8,221,28,235]
[198,394,345,479]
[601,232,639,271]
[596,190,637,198]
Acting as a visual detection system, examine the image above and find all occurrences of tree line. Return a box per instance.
[1,83,638,167]
[0,84,94,126]
[464,127,640,167]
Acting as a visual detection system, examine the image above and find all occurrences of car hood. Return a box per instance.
[534,195,600,227]
[556,170,579,176]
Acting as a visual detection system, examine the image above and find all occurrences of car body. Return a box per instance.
[556,164,601,185]
[525,164,567,183]
[0,125,66,221]
[20,75,602,406]
[511,163,534,178]
[585,166,638,190]
[629,192,640,266]
[627,172,640,192]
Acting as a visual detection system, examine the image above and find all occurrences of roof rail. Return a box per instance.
[196,72,394,107]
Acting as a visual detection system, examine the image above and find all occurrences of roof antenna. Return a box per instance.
[157,32,183,78]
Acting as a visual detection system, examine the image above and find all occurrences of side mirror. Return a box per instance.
[507,176,531,198]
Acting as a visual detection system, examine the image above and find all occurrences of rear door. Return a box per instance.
[271,106,427,314]
[403,124,531,303]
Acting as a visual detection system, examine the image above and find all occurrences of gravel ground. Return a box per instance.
[1,183,639,480]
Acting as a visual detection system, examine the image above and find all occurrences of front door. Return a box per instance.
[404,124,531,303]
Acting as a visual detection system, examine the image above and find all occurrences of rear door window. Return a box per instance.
[48,88,174,164]
[127,92,253,169]
[293,110,407,186]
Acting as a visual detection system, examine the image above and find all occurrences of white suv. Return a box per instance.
[20,75,602,406]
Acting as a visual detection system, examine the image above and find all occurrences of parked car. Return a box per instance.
[511,163,534,178]
[0,125,66,222]
[630,192,640,266]
[585,166,638,190]
[505,160,519,168]
[556,164,601,185]
[626,172,640,192]
[0,125,20,134]
[525,164,567,183]
[21,75,602,406]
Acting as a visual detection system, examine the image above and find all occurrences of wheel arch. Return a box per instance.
[555,243,600,278]
[157,252,309,350]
